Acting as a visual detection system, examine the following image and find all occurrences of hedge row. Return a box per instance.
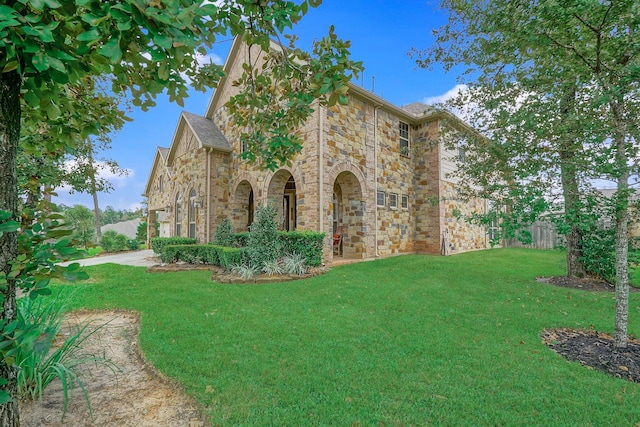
[277,231,324,267]
[153,231,325,267]
[160,244,249,269]
[150,237,196,254]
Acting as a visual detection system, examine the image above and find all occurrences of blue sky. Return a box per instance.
[53,0,467,211]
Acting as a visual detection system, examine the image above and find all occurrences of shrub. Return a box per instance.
[262,259,283,276]
[248,205,282,266]
[150,237,196,254]
[160,245,218,264]
[136,220,147,243]
[127,239,140,251]
[230,263,260,280]
[113,233,128,252]
[278,231,325,267]
[233,232,250,248]
[100,230,119,252]
[281,252,308,275]
[218,247,249,269]
[213,218,236,247]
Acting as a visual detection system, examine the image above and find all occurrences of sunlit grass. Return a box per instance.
[53,248,640,426]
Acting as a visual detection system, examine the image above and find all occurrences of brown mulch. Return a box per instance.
[542,328,640,383]
[539,275,640,383]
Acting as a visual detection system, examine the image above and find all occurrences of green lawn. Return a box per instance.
[53,248,640,426]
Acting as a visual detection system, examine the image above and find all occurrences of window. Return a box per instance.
[241,137,248,154]
[188,189,197,239]
[399,121,410,156]
[401,195,409,210]
[389,193,398,209]
[175,193,182,236]
[377,190,386,207]
[458,143,466,163]
[159,175,164,192]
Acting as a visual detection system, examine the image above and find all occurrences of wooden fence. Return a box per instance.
[503,220,564,250]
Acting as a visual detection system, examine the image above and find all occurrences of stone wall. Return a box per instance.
[440,181,490,253]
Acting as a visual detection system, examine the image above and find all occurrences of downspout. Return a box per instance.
[206,147,211,242]
[318,105,324,234]
[374,105,380,257]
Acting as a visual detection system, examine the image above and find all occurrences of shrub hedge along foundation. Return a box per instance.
[152,231,324,269]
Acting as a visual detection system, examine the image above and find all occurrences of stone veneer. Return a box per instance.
[145,41,490,261]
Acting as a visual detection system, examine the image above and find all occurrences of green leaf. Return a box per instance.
[24,91,39,107]
[76,29,101,43]
[0,221,19,233]
[154,33,173,50]
[0,5,17,19]
[31,51,50,72]
[99,38,122,63]
[27,0,46,11]
[43,0,62,8]
[44,100,61,119]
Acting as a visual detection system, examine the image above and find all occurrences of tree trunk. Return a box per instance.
[0,70,22,426]
[93,190,102,242]
[612,100,630,349]
[559,84,586,278]
[87,148,102,242]
[560,157,586,278]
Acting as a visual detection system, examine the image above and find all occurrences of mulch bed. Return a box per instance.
[542,328,640,383]
[539,275,640,383]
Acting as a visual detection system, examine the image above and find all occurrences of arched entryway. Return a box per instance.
[232,180,255,232]
[332,171,365,258]
[267,170,297,231]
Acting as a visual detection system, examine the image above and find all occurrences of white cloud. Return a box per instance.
[56,160,133,193]
[422,84,469,106]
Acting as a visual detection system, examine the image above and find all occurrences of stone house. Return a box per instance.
[143,38,490,262]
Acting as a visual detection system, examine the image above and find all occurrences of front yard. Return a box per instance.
[53,248,640,426]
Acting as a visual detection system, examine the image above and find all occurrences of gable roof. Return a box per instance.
[142,146,171,197]
[204,36,473,131]
[166,110,232,164]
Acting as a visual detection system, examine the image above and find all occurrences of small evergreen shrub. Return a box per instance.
[126,239,139,251]
[136,221,148,243]
[151,237,196,254]
[213,218,236,247]
[248,205,282,266]
[100,230,130,253]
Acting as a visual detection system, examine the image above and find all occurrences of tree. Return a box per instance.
[0,1,362,424]
[61,204,96,248]
[414,0,639,347]
[18,78,130,241]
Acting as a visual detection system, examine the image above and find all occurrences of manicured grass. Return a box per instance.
[53,248,640,426]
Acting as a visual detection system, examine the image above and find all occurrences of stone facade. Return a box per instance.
[143,38,490,262]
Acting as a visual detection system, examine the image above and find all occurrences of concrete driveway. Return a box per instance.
[60,249,158,267]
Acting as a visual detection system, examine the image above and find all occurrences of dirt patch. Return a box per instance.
[20,310,206,427]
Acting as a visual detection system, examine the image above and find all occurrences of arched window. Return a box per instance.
[175,193,182,236]
[188,189,197,239]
